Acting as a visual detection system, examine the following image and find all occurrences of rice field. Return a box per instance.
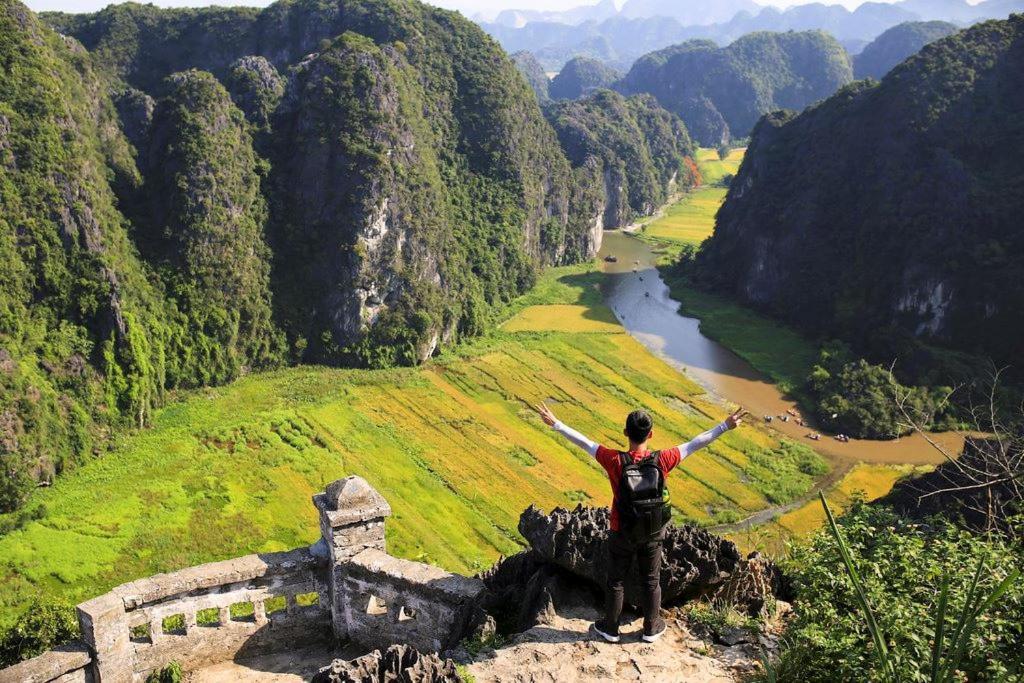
[0,262,826,626]
[724,463,929,555]
[642,147,744,246]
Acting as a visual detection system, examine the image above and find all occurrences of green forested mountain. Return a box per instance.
[618,31,853,146]
[694,16,1024,383]
[511,50,550,104]
[546,90,697,230]
[549,56,622,100]
[0,0,697,510]
[853,20,959,78]
[0,0,172,509]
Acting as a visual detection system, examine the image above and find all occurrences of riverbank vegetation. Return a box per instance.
[0,260,826,632]
[641,147,742,247]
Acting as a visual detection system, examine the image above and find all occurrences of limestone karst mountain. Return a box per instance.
[693,15,1024,380]
[617,30,854,146]
[853,19,960,78]
[0,0,698,510]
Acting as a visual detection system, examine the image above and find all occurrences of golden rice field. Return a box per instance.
[643,147,744,246]
[724,463,926,555]
[0,262,826,626]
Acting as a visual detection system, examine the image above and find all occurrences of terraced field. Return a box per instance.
[642,148,744,246]
[0,263,825,626]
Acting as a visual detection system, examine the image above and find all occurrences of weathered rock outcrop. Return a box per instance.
[711,552,790,617]
[546,90,697,230]
[517,505,741,607]
[479,549,601,633]
[225,55,284,131]
[312,645,462,683]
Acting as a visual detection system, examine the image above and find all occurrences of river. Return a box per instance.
[597,230,963,467]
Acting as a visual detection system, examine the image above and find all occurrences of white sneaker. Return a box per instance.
[641,622,667,643]
[592,621,621,643]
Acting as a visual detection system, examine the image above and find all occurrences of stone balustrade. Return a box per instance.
[0,476,488,683]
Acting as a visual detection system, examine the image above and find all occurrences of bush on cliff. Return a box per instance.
[770,503,1023,681]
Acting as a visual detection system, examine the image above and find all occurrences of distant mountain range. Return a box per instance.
[481,0,1024,70]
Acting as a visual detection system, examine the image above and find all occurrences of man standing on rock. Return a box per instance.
[535,402,746,643]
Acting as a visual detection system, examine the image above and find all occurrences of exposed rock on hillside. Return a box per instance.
[312,644,462,683]
[618,31,853,145]
[511,50,550,104]
[517,505,741,606]
[694,16,1024,376]
[143,69,284,386]
[225,55,284,132]
[546,90,697,229]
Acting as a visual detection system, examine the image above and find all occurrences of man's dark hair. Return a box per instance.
[625,409,653,443]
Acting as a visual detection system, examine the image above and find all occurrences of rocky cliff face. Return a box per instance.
[143,69,284,385]
[618,31,853,146]
[694,16,1024,377]
[546,90,698,230]
[516,505,741,607]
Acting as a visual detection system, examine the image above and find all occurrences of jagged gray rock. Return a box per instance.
[517,505,742,607]
[711,551,789,616]
[479,550,599,632]
[312,644,462,683]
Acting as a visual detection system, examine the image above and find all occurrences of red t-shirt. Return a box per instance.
[595,445,682,531]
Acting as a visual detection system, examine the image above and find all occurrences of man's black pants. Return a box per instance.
[605,529,663,632]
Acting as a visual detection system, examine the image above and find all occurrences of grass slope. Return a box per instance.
[0,262,824,626]
[642,148,743,247]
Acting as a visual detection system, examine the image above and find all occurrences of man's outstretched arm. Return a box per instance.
[535,402,599,457]
[676,408,747,458]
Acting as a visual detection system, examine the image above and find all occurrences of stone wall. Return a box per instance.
[0,476,487,683]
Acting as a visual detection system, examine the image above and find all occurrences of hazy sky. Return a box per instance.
[26,0,881,18]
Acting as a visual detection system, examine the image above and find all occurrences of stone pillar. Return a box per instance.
[77,593,131,683]
[313,475,391,639]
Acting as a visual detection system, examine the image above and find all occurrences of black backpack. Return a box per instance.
[616,451,670,539]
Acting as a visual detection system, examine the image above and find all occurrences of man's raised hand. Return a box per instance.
[535,402,557,427]
[725,407,747,430]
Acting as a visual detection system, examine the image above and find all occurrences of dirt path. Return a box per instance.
[464,605,760,683]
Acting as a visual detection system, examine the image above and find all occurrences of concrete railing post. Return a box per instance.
[313,476,391,640]
[77,593,131,683]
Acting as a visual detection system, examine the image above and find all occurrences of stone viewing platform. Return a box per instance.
[0,476,486,683]
[0,479,787,683]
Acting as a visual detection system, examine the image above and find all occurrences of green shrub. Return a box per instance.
[804,342,949,439]
[773,503,1024,681]
[146,661,183,683]
[0,598,78,667]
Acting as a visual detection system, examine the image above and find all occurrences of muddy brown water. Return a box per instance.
[598,230,963,467]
